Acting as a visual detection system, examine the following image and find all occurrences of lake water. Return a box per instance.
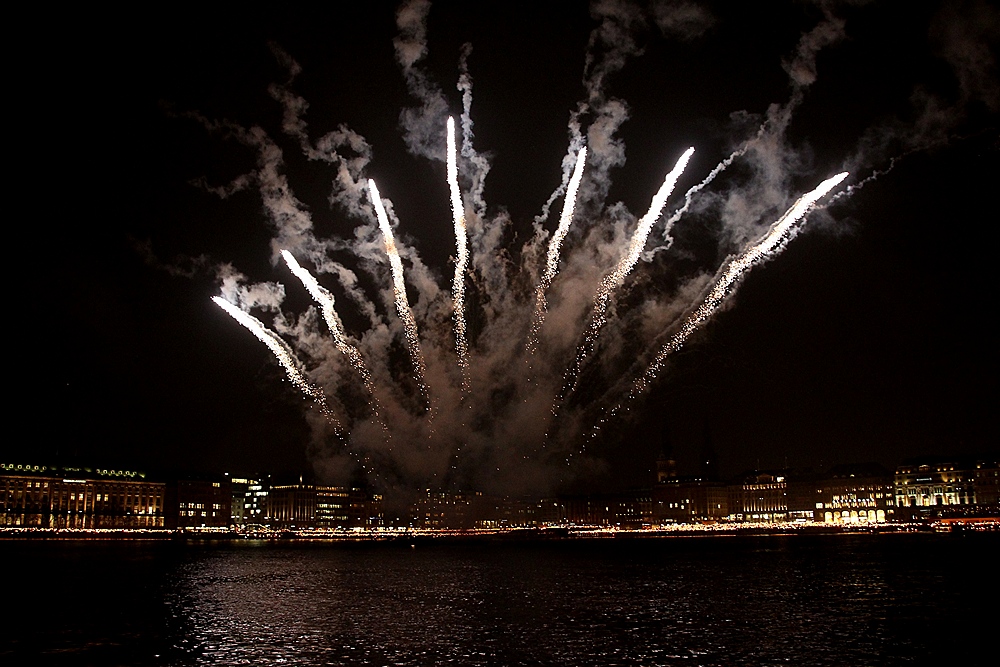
[2,533,996,666]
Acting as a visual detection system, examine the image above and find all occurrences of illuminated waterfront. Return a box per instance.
[3,533,996,666]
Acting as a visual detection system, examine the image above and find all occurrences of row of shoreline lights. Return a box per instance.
[1,464,144,479]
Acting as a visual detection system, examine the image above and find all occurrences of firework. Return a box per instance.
[195,0,932,498]
[446,117,471,391]
[528,146,587,354]
[561,147,694,398]
[634,171,849,397]
[280,250,380,410]
[211,296,343,433]
[368,178,430,407]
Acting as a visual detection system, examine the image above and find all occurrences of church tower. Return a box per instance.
[655,424,678,483]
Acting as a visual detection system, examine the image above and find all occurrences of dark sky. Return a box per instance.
[13,1,997,493]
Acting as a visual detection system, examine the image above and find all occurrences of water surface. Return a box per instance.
[3,533,995,666]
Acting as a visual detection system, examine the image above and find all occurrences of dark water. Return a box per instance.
[2,533,996,666]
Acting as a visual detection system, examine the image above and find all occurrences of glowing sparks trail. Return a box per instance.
[368,179,429,406]
[446,117,470,391]
[600,148,695,301]
[583,172,850,445]
[211,296,343,434]
[660,146,747,246]
[528,146,587,354]
[633,171,849,397]
[280,250,380,407]
[561,147,694,397]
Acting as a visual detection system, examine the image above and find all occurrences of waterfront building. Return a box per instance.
[730,472,789,522]
[896,459,979,508]
[267,482,317,529]
[974,458,999,505]
[540,491,653,529]
[316,486,350,528]
[895,457,1000,519]
[167,476,233,529]
[347,487,384,529]
[652,477,729,523]
[486,496,542,528]
[815,464,895,524]
[410,490,487,529]
[721,470,819,522]
[1,463,166,529]
[230,476,269,527]
[266,482,382,529]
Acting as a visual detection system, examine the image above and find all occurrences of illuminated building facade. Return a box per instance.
[896,460,977,508]
[316,486,350,528]
[482,496,541,528]
[815,464,895,524]
[1,464,166,529]
[719,471,818,522]
[731,472,789,521]
[894,458,999,517]
[266,483,382,529]
[230,476,269,527]
[267,483,317,529]
[167,477,233,529]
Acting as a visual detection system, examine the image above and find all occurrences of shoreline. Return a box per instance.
[2,520,996,541]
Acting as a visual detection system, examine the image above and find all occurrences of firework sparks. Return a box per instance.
[368,178,430,408]
[528,146,587,355]
[660,146,747,247]
[584,172,848,446]
[447,117,471,391]
[280,250,381,412]
[211,295,343,434]
[636,172,849,399]
[561,147,694,398]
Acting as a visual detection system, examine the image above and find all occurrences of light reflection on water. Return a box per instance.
[3,534,996,666]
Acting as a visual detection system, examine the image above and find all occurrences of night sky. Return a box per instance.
[15,1,997,493]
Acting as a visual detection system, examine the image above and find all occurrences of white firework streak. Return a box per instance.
[561,147,694,398]
[280,250,382,413]
[582,172,850,448]
[527,147,587,355]
[211,296,343,435]
[446,117,471,392]
[635,171,850,396]
[660,146,747,245]
[368,179,430,406]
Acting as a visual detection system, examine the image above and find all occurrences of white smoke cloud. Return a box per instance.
[394,0,450,162]
[652,0,715,41]
[932,0,1000,112]
[217,264,286,312]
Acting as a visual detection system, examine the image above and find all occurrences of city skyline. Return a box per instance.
[4,453,997,532]
[16,2,997,493]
